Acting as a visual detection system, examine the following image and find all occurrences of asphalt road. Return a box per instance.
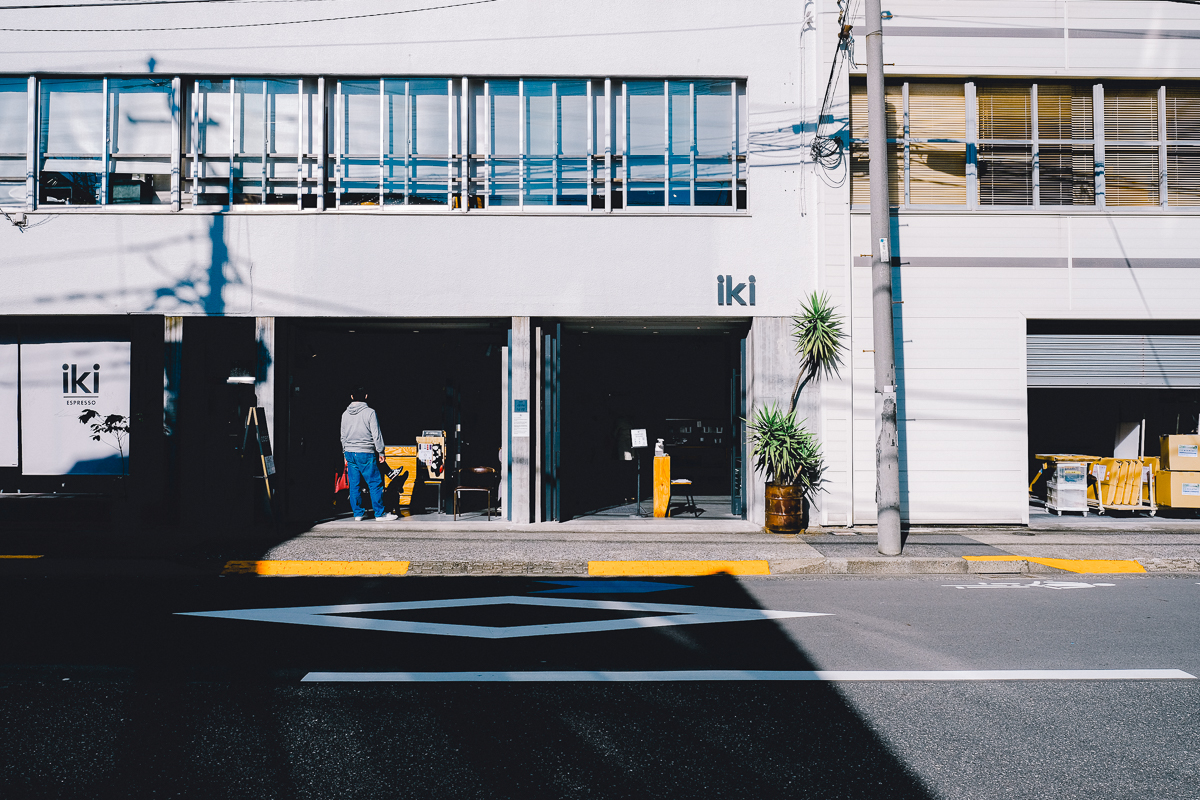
[1,574,1197,799]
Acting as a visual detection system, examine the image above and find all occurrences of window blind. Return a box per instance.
[1104,86,1158,140]
[1167,85,1200,141]
[1105,147,1160,205]
[1037,84,1094,140]
[1040,145,1096,205]
[1168,146,1200,206]
[978,85,1030,139]
[908,84,966,204]
[979,144,1032,205]
[850,84,902,205]
[850,142,902,206]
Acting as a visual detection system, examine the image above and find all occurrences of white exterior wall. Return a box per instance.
[4,0,1200,525]
[814,0,1200,525]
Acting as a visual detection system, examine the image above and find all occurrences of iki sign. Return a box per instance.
[62,363,101,395]
[717,275,755,306]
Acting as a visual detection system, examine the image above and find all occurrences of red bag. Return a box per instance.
[334,461,349,494]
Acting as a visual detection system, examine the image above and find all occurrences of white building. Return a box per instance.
[0,0,1197,533]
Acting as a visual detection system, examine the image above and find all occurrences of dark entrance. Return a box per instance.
[556,321,747,521]
[283,320,507,523]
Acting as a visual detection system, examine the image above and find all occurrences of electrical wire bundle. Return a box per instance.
[810,0,859,171]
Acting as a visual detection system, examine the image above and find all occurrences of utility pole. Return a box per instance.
[864,0,902,555]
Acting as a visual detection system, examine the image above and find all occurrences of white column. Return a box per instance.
[745,317,800,527]
[255,317,275,454]
[509,316,533,523]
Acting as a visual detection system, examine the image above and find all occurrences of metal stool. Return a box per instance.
[668,478,702,517]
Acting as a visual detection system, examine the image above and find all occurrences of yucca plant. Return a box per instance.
[790,291,846,410]
[746,403,824,500]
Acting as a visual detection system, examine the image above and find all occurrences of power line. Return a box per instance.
[0,0,335,9]
[0,0,496,31]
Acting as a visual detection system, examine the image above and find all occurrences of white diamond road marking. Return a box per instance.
[943,581,1116,590]
[176,596,828,639]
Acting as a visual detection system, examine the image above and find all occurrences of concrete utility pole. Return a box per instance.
[864,0,902,555]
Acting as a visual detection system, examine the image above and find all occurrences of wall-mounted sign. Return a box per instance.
[631,429,648,449]
[0,344,16,467]
[512,398,530,438]
[717,275,756,306]
[20,341,131,475]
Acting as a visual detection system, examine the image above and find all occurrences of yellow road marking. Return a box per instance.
[0,555,43,559]
[963,556,1145,574]
[223,560,410,576]
[588,560,770,576]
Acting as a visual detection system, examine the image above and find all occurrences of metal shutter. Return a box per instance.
[1028,335,1200,387]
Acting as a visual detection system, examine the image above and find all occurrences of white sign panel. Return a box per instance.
[0,344,17,467]
[20,341,131,475]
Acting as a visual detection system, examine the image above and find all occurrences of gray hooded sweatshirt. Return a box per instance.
[340,402,385,454]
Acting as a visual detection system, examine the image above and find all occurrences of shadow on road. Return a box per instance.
[0,574,935,799]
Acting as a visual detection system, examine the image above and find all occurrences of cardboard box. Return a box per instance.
[1160,435,1200,471]
[1155,470,1200,509]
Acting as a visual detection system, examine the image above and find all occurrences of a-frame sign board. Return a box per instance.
[241,406,276,502]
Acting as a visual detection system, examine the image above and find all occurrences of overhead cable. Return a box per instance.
[0,0,336,9]
[0,0,496,31]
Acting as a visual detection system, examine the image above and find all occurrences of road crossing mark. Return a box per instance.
[301,669,1197,682]
[944,581,1116,590]
[177,596,826,639]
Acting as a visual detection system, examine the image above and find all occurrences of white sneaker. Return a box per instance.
[354,516,364,522]
[374,512,399,522]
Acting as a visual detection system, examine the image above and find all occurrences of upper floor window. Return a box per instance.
[0,78,27,206]
[187,78,321,207]
[0,73,748,213]
[38,77,175,206]
[850,79,1200,210]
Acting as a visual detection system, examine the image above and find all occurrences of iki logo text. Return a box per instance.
[62,363,101,394]
[717,275,756,306]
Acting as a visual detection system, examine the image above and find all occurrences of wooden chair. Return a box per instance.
[454,467,499,520]
[668,478,703,517]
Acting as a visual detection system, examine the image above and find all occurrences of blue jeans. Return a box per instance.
[345,451,384,518]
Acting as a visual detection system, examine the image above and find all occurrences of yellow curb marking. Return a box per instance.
[588,560,771,576]
[0,555,43,559]
[223,560,411,576]
[963,556,1146,574]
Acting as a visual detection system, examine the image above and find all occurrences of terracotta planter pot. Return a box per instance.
[764,483,808,533]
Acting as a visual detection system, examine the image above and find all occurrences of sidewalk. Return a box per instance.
[5,507,1200,578]
[240,513,1200,576]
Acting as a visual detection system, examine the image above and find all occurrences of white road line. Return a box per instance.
[301,669,1196,682]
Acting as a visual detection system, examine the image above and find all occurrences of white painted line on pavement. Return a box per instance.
[301,669,1196,682]
[178,596,827,639]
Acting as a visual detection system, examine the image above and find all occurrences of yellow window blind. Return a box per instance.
[1166,85,1200,140]
[1105,147,1160,205]
[850,142,902,206]
[910,143,967,205]
[1104,86,1159,140]
[978,85,1031,139]
[1167,146,1200,206]
[908,83,965,139]
[1037,85,1093,140]
[1040,145,1095,205]
[978,143,1032,205]
[850,83,903,140]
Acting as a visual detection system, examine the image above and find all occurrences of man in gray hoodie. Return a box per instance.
[340,387,398,522]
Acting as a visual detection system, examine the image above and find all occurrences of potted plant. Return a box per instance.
[747,403,824,532]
